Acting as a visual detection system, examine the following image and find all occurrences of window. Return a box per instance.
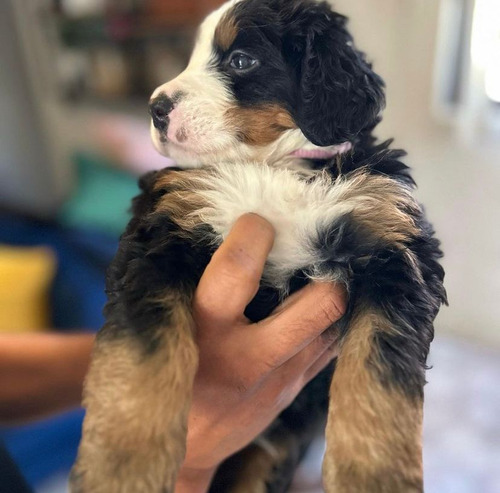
[471,0,500,103]
[434,0,500,146]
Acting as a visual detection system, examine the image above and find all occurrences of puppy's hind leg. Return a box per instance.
[323,306,426,493]
[316,171,446,492]
[70,294,197,493]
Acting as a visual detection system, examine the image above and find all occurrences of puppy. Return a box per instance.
[71,1,447,492]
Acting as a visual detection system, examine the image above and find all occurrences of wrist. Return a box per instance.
[175,466,217,493]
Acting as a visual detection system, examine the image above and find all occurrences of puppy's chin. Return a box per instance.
[165,146,207,168]
[150,127,206,168]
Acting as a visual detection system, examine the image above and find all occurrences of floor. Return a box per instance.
[37,335,500,493]
[422,336,500,493]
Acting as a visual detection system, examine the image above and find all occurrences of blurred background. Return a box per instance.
[0,0,498,492]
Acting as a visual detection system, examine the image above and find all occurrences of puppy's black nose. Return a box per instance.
[149,95,174,131]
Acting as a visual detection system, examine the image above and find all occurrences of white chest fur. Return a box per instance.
[189,163,366,290]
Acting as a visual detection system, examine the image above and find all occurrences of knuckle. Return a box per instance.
[318,291,345,326]
[231,369,261,394]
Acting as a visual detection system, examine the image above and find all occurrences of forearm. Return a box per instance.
[0,333,94,424]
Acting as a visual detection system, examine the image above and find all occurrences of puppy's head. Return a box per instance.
[149,0,385,167]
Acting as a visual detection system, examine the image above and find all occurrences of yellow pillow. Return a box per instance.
[0,245,56,333]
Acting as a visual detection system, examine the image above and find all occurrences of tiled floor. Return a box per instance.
[37,336,500,493]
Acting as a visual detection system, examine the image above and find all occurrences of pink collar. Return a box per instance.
[290,142,353,160]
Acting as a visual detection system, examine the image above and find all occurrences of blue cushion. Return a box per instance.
[1,410,84,488]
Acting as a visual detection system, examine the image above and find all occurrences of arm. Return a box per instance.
[0,333,94,424]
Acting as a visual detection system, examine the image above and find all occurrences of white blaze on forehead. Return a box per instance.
[149,0,243,165]
[151,0,240,99]
[188,0,241,71]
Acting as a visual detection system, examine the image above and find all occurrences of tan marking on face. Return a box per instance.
[323,308,424,493]
[72,296,198,492]
[215,10,239,51]
[225,104,298,146]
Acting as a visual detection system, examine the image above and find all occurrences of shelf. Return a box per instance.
[58,16,195,48]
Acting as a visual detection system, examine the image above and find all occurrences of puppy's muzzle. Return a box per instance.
[149,94,175,131]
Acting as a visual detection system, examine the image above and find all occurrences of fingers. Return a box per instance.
[276,327,338,382]
[194,214,275,327]
[302,341,337,385]
[253,282,346,369]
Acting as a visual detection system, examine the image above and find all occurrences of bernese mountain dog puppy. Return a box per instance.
[71,0,447,492]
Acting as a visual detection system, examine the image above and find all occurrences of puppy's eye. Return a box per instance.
[229,52,258,71]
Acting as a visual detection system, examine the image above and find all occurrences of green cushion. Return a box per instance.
[59,152,139,236]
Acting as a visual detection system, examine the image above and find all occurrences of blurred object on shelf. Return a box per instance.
[58,0,107,18]
[56,0,225,21]
[145,45,186,91]
[144,0,224,27]
[50,0,224,104]
[0,246,56,333]
[89,47,130,99]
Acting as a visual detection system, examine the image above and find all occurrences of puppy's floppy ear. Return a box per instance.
[290,3,385,146]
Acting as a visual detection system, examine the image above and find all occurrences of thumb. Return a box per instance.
[193,214,275,328]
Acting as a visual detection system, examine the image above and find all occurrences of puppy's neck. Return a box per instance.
[167,134,353,172]
[289,142,353,160]
[264,135,353,172]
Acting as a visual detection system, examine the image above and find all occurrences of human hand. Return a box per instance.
[175,214,346,492]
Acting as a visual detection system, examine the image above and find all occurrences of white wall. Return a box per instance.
[333,0,500,345]
[0,1,55,215]
[0,0,74,216]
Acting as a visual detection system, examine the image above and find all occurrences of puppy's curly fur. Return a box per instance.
[71,1,447,492]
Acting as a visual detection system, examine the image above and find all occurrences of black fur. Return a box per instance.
[315,206,446,400]
[101,169,217,355]
[214,0,385,146]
